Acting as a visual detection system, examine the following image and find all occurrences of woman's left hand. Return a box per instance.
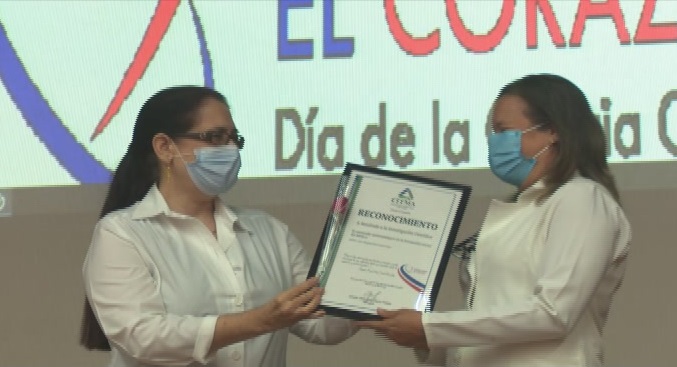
[356,308,428,349]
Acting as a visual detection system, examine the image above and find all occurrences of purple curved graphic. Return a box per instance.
[0,21,111,184]
[188,0,214,89]
[0,0,213,184]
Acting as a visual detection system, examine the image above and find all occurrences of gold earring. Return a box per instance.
[164,160,172,182]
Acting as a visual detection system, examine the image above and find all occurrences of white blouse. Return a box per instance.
[83,185,355,367]
[419,177,631,367]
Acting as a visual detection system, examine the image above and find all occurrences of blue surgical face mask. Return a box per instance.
[488,124,550,187]
[175,144,241,196]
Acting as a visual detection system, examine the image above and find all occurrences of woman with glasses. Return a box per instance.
[80,86,356,367]
[358,74,631,367]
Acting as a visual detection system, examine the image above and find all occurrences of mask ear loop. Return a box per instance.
[532,135,557,160]
[532,143,551,159]
[526,124,553,159]
[522,123,544,134]
[169,140,192,165]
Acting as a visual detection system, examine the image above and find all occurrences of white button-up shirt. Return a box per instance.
[419,176,631,367]
[83,186,355,367]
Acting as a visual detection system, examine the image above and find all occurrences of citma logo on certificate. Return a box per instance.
[391,188,415,211]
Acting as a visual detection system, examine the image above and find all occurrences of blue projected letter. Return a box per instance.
[278,0,314,60]
[323,0,354,58]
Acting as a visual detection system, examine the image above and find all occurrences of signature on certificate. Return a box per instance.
[361,291,382,305]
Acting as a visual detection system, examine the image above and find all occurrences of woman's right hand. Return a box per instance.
[256,277,325,332]
[210,277,325,353]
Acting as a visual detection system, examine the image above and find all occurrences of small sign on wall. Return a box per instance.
[0,190,12,217]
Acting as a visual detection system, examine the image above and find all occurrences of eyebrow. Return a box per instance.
[190,127,235,133]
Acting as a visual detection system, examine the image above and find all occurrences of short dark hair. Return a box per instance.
[79,85,229,350]
[498,74,620,203]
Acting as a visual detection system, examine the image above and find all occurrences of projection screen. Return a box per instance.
[1,0,676,216]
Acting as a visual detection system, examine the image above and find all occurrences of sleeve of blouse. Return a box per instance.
[459,254,473,309]
[422,183,630,347]
[83,220,217,365]
[410,240,476,365]
[283,225,359,344]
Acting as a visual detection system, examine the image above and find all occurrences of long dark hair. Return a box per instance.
[498,74,620,203]
[80,86,228,350]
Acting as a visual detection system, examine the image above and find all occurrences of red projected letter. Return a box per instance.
[384,0,440,56]
[635,0,677,44]
[570,0,631,47]
[445,0,515,53]
[526,0,565,48]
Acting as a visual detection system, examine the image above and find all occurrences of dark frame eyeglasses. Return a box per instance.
[175,128,245,149]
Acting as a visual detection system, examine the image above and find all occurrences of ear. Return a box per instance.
[152,133,175,165]
[548,128,559,144]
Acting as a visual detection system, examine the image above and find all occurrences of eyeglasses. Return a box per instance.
[492,123,545,134]
[175,127,245,149]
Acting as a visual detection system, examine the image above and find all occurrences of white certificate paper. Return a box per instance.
[308,163,471,320]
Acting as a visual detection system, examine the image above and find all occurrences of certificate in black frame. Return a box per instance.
[307,163,472,320]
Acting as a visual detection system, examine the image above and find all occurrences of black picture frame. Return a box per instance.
[307,163,472,320]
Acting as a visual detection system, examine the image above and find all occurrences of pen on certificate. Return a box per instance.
[321,176,359,283]
[317,175,349,281]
